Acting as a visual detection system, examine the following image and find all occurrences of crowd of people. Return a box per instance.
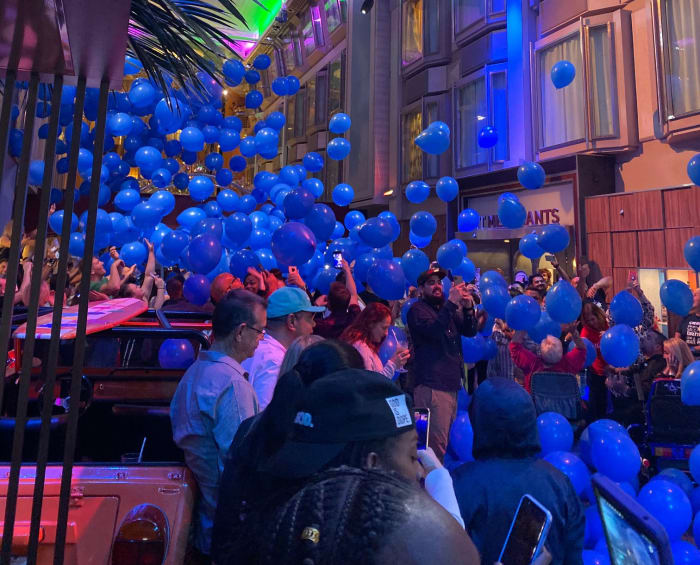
[3,222,700,565]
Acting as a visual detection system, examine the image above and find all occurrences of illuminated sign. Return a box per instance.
[480,208,561,229]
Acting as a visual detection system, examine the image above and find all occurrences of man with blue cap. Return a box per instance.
[243,286,325,409]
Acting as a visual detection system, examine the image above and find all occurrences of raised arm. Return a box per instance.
[549,256,571,283]
[407,285,464,340]
[140,239,156,298]
[341,259,359,305]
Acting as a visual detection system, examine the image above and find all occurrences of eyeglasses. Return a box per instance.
[244,324,266,336]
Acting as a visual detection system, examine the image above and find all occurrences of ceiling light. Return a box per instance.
[383,188,394,196]
[504,239,510,243]
[361,0,374,14]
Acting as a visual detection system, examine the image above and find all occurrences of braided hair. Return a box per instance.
[256,466,416,565]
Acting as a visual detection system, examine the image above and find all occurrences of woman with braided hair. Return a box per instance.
[251,466,479,565]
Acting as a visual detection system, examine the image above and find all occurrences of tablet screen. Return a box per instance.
[597,495,662,565]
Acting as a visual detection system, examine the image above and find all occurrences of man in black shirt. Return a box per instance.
[677,288,700,358]
[406,268,478,461]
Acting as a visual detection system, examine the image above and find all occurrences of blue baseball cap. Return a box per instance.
[267,286,325,319]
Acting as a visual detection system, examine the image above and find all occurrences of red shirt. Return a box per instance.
[509,342,587,392]
[580,324,608,376]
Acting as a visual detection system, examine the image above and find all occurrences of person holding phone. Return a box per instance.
[453,378,584,565]
[407,267,481,462]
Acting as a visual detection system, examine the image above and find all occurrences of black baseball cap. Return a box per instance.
[417,267,447,286]
[261,369,415,478]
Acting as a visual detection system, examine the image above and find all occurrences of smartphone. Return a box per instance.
[628,269,637,283]
[288,265,298,275]
[498,495,552,565]
[414,408,430,450]
[332,252,343,269]
[544,254,556,262]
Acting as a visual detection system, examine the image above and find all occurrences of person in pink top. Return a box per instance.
[509,323,587,392]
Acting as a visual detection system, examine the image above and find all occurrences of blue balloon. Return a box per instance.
[672,540,700,565]
[331,221,345,239]
[458,208,480,232]
[192,218,223,240]
[591,429,640,482]
[68,232,85,257]
[401,248,430,285]
[481,269,507,289]
[217,189,239,212]
[205,152,223,171]
[159,339,195,369]
[498,197,526,228]
[271,222,317,266]
[582,551,609,565]
[409,231,432,248]
[637,479,692,541]
[266,112,285,132]
[282,188,315,220]
[120,240,148,266]
[253,53,271,70]
[505,294,541,331]
[189,234,222,274]
[286,75,301,95]
[302,152,324,173]
[229,249,260,279]
[279,165,300,187]
[301,178,324,199]
[271,77,289,96]
[688,153,700,186]
[367,259,407,301]
[160,230,189,259]
[543,451,589,496]
[436,240,464,270]
[537,412,574,454]
[128,80,156,107]
[528,309,561,343]
[332,183,354,206]
[171,172,188,190]
[537,224,570,253]
[219,129,241,151]
[28,160,45,185]
[545,280,582,323]
[177,207,206,230]
[229,156,247,173]
[249,228,272,250]
[49,210,78,234]
[327,137,351,160]
[223,59,245,84]
[684,236,700,271]
[584,506,604,549]
[239,137,257,158]
[690,445,700,484]
[600,324,640,368]
[134,145,161,172]
[329,113,352,134]
[410,211,437,238]
[312,266,340,294]
[344,210,365,230]
[436,176,458,202]
[609,290,643,327]
[245,69,261,84]
[477,126,498,149]
[359,218,393,248]
[109,112,132,136]
[183,274,211,306]
[415,122,450,155]
[154,98,189,134]
[405,180,430,204]
[180,127,204,152]
[519,232,545,259]
[189,175,215,202]
[517,161,546,190]
[681,361,700,406]
[462,335,485,363]
[551,60,576,88]
[202,125,220,144]
[449,411,474,461]
[453,257,476,282]
[224,212,252,246]
[151,168,172,189]
[482,284,510,319]
[248,211,269,230]
[216,168,233,187]
[656,468,694,499]
[661,279,694,316]
[245,90,263,109]
[378,211,401,241]
[150,222,172,247]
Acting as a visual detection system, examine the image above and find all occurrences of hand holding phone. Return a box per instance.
[498,495,552,565]
[332,252,343,269]
[414,408,430,450]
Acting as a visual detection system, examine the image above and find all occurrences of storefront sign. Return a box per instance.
[465,182,575,232]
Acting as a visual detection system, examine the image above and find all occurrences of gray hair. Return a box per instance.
[540,336,563,365]
[278,334,325,376]
[212,289,267,339]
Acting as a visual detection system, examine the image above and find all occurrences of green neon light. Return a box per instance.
[253,0,283,36]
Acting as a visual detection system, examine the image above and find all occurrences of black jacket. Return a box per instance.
[452,378,585,565]
[406,298,477,392]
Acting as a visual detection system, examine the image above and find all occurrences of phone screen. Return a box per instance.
[499,496,550,565]
[414,408,430,450]
[332,252,343,269]
[597,494,661,565]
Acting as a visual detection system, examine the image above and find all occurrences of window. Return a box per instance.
[286,94,296,141]
[302,6,324,58]
[456,77,488,169]
[424,0,439,56]
[294,88,307,138]
[455,65,509,171]
[661,0,700,118]
[325,143,343,196]
[588,26,617,138]
[282,34,301,73]
[325,0,345,34]
[315,69,329,126]
[453,0,506,38]
[328,53,345,116]
[307,77,317,129]
[402,0,423,66]
[402,108,423,182]
[538,34,585,149]
[424,101,440,178]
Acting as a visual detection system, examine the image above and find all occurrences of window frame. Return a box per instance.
[400,100,424,184]
[401,0,449,77]
[323,0,346,36]
[281,29,303,75]
[453,62,509,177]
[452,0,507,47]
[651,0,700,138]
[531,11,637,160]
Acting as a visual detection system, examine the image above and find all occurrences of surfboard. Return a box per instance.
[13,298,148,340]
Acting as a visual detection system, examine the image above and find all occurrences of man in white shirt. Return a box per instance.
[170,289,267,558]
[243,286,324,409]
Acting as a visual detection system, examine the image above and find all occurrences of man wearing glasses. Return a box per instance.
[244,286,325,410]
[170,289,268,561]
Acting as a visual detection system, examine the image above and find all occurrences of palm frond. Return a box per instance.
[127,0,262,101]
